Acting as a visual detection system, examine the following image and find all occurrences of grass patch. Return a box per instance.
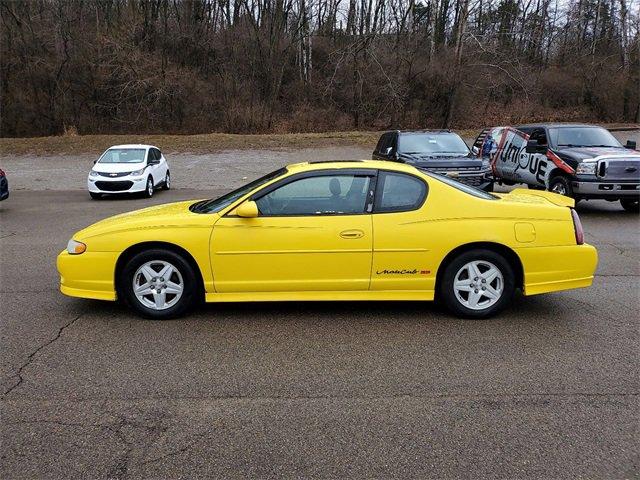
[0,130,477,156]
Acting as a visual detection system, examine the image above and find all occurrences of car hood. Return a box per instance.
[399,153,483,168]
[555,146,640,161]
[74,200,211,240]
[92,162,146,173]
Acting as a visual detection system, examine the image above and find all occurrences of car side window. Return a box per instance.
[153,148,162,160]
[147,149,156,163]
[255,174,371,216]
[374,171,427,213]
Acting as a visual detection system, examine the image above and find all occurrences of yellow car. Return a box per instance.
[57,160,597,319]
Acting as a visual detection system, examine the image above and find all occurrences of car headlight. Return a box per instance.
[576,162,597,175]
[67,239,86,255]
[89,170,99,177]
[130,167,146,176]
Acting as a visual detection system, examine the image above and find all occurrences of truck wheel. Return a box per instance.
[438,249,515,319]
[548,175,573,197]
[620,198,639,213]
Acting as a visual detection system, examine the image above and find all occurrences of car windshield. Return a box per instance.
[98,148,147,163]
[399,133,469,155]
[549,127,621,148]
[424,170,497,200]
[191,168,287,213]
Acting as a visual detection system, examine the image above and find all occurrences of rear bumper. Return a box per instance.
[572,179,640,199]
[57,250,118,301]
[516,244,598,296]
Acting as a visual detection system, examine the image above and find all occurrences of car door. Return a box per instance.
[155,148,168,180]
[370,170,434,291]
[210,170,375,293]
[146,148,160,185]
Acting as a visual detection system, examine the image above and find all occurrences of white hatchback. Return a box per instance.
[87,144,170,199]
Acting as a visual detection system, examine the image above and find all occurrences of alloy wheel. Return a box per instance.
[132,260,184,310]
[453,260,504,310]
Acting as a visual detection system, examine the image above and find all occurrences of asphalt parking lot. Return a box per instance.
[1,145,639,478]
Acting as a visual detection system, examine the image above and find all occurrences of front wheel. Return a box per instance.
[439,249,515,319]
[119,249,200,319]
[548,175,573,197]
[620,198,639,213]
[144,176,154,198]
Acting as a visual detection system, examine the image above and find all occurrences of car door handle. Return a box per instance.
[340,229,364,239]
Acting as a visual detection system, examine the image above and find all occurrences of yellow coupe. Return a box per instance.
[57,160,597,319]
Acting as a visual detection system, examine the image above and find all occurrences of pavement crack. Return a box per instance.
[1,312,84,397]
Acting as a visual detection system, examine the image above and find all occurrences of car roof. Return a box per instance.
[515,123,601,129]
[286,160,419,174]
[108,144,156,149]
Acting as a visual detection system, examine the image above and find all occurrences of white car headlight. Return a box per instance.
[67,239,86,255]
[576,162,597,175]
[130,167,146,176]
[89,170,99,177]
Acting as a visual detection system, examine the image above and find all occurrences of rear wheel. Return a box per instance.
[163,171,171,190]
[620,198,639,213]
[439,249,515,319]
[119,249,199,319]
[548,174,573,197]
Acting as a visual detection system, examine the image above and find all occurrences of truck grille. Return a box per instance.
[95,181,134,191]
[597,159,640,181]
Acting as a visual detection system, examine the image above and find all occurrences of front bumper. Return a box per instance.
[572,177,640,199]
[87,175,148,193]
[57,250,119,301]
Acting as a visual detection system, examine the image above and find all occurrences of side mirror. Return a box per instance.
[626,140,637,150]
[472,146,480,155]
[236,200,259,218]
[93,159,97,164]
[525,139,547,154]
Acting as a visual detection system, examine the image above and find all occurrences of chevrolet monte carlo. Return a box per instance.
[57,161,598,320]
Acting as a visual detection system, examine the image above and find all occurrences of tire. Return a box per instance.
[144,176,154,198]
[620,198,639,213]
[548,174,573,197]
[163,171,171,190]
[89,192,102,200]
[438,249,515,319]
[118,249,200,320]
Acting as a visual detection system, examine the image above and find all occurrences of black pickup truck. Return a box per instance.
[373,130,493,191]
[473,123,640,212]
